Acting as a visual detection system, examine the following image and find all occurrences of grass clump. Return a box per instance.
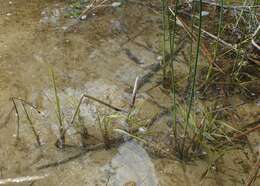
[159,0,259,161]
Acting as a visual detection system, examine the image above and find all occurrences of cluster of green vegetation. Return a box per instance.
[160,0,259,160]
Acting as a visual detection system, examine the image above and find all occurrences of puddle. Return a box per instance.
[0,0,259,186]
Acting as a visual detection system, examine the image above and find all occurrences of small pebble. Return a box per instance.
[112,2,121,8]
[80,15,87,20]
[157,55,163,61]
[201,11,209,17]
[138,127,147,133]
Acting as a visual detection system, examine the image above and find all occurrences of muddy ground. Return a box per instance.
[0,0,259,185]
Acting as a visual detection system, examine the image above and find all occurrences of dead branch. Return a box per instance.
[130,77,139,108]
[0,174,48,185]
[83,94,127,113]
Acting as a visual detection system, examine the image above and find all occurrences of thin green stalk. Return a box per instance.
[22,103,41,146]
[49,67,65,148]
[162,0,167,80]
[181,0,203,159]
[50,68,63,128]
[169,0,179,152]
[181,0,195,158]
[70,95,85,126]
[59,95,85,138]
[187,1,195,102]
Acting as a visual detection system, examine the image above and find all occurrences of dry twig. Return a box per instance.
[0,174,48,185]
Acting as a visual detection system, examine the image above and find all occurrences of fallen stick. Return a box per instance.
[192,24,258,66]
[83,94,127,113]
[0,174,48,185]
[37,139,124,170]
[130,77,139,108]
[37,143,105,170]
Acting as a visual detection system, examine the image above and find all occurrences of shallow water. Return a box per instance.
[0,0,259,185]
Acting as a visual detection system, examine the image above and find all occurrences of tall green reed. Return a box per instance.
[181,0,203,159]
[162,0,167,80]
[161,0,180,153]
[162,0,204,159]
[49,67,65,148]
[168,0,180,154]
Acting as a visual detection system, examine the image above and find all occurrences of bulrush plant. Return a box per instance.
[159,0,226,160]
[181,0,203,160]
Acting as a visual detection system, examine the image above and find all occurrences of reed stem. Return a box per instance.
[181,0,203,159]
